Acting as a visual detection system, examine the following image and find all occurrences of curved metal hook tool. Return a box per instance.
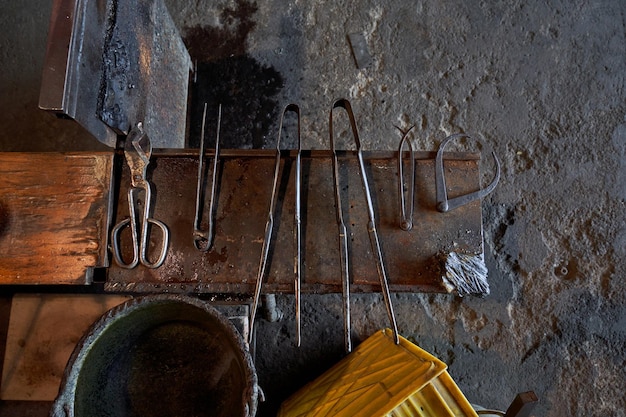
[111,123,170,269]
[396,125,416,231]
[249,104,300,345]
[330,98,399,348]
[435,133,500,212]
[193,103,221,251]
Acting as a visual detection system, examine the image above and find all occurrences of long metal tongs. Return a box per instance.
[292,105,303,347]
[249,104,301,345]
[396,125,416,231]
[193,103,221,251]
[435,133,500,212]
[330,99,399,349]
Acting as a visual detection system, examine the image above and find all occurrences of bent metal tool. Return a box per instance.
[330,98,399,349]
[193,103,222,251]
[435,133,501,212]
[111,123,170,269]
[396,125,416,231]
[249,104,301,345]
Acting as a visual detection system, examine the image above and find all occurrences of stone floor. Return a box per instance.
[1,1,625,416]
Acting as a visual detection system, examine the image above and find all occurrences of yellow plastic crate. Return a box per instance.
[279,329,478,417]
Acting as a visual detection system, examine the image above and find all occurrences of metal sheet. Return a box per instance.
[106,150,484,295]
[39,0,192,148]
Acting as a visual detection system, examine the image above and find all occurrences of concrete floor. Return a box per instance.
[1,0,625,416]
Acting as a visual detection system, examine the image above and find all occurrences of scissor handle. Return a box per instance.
[139,217,170,268]
[111,217,139,269]
[111,186,169,269]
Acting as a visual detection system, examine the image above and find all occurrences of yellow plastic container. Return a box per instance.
[278,329,478,417]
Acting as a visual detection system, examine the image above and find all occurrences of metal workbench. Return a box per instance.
[0,149,484,294]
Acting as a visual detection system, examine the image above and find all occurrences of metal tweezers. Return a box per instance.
[397,125,416,231]
[249,104,302,346]
[435,133,500,212]
[193,103,221,251]
[330,99,399,350]
[111,123,170,269]
[293,105,303,346]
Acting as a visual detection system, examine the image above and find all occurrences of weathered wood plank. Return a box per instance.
[0,153,114,284]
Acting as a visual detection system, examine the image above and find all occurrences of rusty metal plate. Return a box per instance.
[106,150,483,294]
[39,0,191,148]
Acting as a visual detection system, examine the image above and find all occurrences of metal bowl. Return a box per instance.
[51,295,258,417]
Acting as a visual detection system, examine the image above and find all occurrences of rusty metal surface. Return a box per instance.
[98,0,192,147]
[39,0,117,146]
[0,153,114,285]
[106,150,483,294]
[39,0,191,148]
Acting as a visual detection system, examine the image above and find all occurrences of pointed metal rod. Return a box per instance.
[249,104,300,345]
[330,105,352,353]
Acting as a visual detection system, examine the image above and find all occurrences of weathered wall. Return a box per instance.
[1,1,624,416]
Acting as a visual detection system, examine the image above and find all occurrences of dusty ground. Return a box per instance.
[1,0,625,416]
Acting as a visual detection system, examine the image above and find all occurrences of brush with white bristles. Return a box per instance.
[441,252,490,297]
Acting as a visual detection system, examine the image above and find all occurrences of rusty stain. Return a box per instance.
[206,246,229,266]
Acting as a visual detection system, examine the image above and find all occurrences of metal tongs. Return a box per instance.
[397,125,416,231]
[435,133,500,212]
[249,104,302,346]
[111,123,170,269]
[330,99,399,351]
[193,104,221,251]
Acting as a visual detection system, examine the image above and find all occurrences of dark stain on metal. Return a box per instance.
[99,37,130,132]
[0,200,10,236]
[183,0,284,149]
[94,0,191,147]
[207,246,229,266]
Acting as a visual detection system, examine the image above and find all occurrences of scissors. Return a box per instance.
[111,123,170,269]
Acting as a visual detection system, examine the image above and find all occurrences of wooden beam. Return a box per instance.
[0,153,114,285]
